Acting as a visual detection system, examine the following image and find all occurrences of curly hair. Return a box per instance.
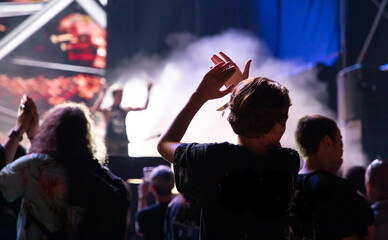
[29,102,107,168]
[227,77,291,138]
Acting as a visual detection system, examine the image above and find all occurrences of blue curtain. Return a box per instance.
[106,0,340,68]
[254,0,340,64]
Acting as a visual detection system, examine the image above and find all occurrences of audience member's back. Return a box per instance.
[366,159,388,240]
[174,144,300,239]
[165,194,201,240]
[291,170,367,239]
[159,69,301,240]
[136,165,174,240]
[290,115,374,239]
[0,102,130,240]
[345,165,367,198]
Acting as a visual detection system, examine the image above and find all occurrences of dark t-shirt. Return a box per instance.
[106,106,128,142]
[174,142,300,240]
[165,195,201,240]
[290,170,374,240]
[105,106,129,155]
[136,202,170,240]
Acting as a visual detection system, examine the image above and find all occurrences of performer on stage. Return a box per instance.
[91,81,153,156]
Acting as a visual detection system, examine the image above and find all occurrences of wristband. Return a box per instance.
[8,129,23,142]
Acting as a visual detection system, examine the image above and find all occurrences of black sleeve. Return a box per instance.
[173,143,207,196]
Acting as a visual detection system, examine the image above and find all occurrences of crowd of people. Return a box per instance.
[0,52,386,240]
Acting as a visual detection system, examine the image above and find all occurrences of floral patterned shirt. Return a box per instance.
[0,153,69,240]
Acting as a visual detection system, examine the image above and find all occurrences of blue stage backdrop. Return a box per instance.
[106,0,340,70]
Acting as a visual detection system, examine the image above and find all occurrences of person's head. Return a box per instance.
[110,84,123,106]
[29,102,106,167]
[227,77,291,141]
[365,159,388,203]
[150,165,174,196]
[295,115,343,173]
[345,166,367,197]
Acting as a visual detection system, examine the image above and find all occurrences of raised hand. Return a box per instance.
[147,82,153,91]
[26,97,39,140]
[16,95,32,134]
[16,95,39,140]
[211,52,251,87]
[100,78,107,93]
[194,62,236,101]
[138,182,150,200]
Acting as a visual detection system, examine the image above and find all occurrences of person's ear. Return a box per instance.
[273,123,286,135]
[322,135,332,148]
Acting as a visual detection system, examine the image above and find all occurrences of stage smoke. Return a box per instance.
[103,29,365,173]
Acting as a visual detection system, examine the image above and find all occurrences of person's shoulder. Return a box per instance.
[10,153,50,164]
[176,142,242,156]
[266,147,300,161]
[264,147,300,173]
[99,106,110,112]
[298,171,356,193]
[138,203,161,217]
[1,153,52,173]
[168,195,185,208]
[320,171,355,190]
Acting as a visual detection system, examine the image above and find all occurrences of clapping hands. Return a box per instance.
[194,62,236,102]
[17,95,39,140]
[211,52,252,87]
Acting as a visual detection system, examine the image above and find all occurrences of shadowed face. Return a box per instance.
[113,90,123,106]
[327,130,343,174]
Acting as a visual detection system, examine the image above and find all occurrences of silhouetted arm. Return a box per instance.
[124,82,153,112]
[3,96,38,165]
[157,62,236,163]
[90,81,107,113]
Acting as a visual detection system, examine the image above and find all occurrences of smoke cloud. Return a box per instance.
[103,29,365,173]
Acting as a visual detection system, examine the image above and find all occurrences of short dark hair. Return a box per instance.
[227,77,291,138]
[150,165,174,196]
[295,115,339,157]
[345,166,367,196]
[366,159,388,197]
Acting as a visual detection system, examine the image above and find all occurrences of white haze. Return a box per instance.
[101,30,366,173]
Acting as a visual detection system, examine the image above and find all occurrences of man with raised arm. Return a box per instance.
[91,81,153,155]
[157,53,300,240]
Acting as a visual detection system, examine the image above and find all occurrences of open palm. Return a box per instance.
[211,52,252,87]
